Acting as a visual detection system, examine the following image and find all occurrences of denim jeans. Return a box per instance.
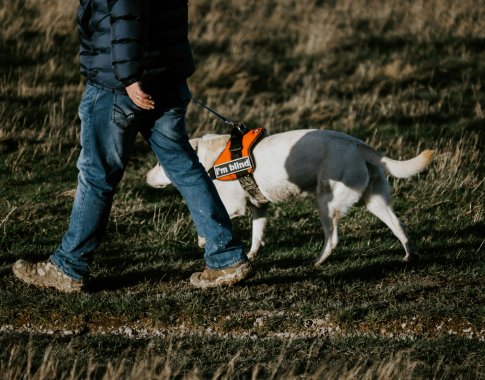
[50,82,246,281]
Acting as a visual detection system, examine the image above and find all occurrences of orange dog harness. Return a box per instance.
[208,125,268,206]
[209,127,265,181]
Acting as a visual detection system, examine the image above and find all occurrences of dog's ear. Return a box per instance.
[202,134,218,140]
[196,135,230,170]
[204,135,230,154]
[189,138,199,153]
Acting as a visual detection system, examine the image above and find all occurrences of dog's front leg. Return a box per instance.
[197,235,206,249]
[247,204,268,260]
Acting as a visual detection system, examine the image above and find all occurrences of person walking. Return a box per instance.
[12,0,251,292]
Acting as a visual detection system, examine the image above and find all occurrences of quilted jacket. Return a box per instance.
[77,0,195,90]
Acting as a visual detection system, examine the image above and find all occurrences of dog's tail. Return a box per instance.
[360,145,434,178]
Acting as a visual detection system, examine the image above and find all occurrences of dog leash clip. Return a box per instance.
[234,122,248,135]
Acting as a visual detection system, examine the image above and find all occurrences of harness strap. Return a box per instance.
[238,175,269,207]
[228,123,245,167]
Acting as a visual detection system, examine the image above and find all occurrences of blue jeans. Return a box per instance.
[50,83,246,281]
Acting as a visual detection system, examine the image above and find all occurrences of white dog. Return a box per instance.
[146,129,433,265]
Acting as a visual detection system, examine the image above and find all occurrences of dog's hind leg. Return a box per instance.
[363,167,417,262]
[247,204,268,260]
[314,180,361,266]
[314,202,337,266]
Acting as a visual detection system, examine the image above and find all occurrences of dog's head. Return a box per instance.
[145,134,229,188]
[145,138,199,188]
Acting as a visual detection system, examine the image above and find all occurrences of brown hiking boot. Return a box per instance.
[12,260,83,293]
[190,261,252,288]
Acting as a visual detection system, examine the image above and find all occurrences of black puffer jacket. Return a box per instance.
[77,0,195,90]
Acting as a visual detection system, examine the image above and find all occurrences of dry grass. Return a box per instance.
[0,0,483,378]
[0,341,441,380]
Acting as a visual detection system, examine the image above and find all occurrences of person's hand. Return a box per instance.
[125,81,155,110]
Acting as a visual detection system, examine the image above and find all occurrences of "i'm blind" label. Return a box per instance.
[213,156,253,179]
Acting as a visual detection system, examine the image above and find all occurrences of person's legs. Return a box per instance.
[142,83,248,272]
[13,82,250,291]
[50,85,141,280]
[14,84,140,289]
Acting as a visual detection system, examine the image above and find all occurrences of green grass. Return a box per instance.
[0,0,484,378]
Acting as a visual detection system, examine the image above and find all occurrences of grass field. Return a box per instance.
[0,0,484,378]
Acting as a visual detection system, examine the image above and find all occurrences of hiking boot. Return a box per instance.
[12,260,83,293]
[190,261,252,288]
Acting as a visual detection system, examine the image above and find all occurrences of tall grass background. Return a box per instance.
[0,0,483,378]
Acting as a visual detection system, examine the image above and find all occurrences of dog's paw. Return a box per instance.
[402,251,421,263]
[247,251,257,261]
[314,253,331,267]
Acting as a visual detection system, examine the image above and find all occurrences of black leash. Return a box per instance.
[191,97,247,134]
[191,97,234,125]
